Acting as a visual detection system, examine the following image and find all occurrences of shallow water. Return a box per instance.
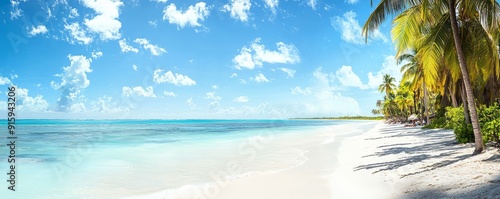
[0,119,360,199]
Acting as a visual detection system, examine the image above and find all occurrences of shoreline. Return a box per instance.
[120,121,499,198]
[207,121,380,199]
[186,121,497,198]
[125,121,380,199]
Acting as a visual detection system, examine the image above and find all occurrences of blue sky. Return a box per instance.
[0,0,402,119]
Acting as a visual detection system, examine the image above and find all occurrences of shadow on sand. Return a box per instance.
[399,174,500,198]
[355,126,471,176]
[354,124,500,197]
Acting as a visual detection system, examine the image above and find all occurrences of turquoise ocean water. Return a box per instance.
[0,119,356,199]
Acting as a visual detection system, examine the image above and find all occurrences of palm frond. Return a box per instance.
[392,6,424,55]
[363,0,414,42]
[416,13,451,88]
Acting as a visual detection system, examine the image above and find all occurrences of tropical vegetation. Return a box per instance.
[293,116,385,120]
[364,0,500,154]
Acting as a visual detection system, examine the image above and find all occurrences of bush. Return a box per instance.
[424,116,448,129]
[445,106,474,143]
[421,104,500,145]
[478,103,500,144]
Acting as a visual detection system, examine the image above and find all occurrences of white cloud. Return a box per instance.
[264,0,278,14]
[345,0,359,4]
[234,96,249,103]
[1,69,365,118]
[69,102,87,113]
[309,89,360,116]
[0,76,11,85]
[205,92,221,101]
[312,68,327,83]
[331,11,387,45]
[91,96,128,113]
[291,86,312,95]
[163,91,176,97]
[122,86,156,98]
[307,0,316,10]
[278,67,295,78]
[313,68,335,88]
[21,95,50,112]
[212,103,293,118]
[222,0,251,22]
[251,73,270,83]
[233,47,255,69]
[252,39,300,65]
[208,101,220,110]
[186,97,196,108]
[10,0,22,19]
[69,8,79,18]
[148,20,157,28]
[162,2,210,28]
[82,0,123,40]
[367,55,403,89]
[301,67,361,116]
[211,84,219,89]
[119,39,139,53]
[91,51,103,59]
[155,0,168,3]
[132,64,138,71]
[51,55,92,112]
[233,38,300,70]
[207,67,361,118]
[134,38,166,56]
[28,25,48,37]
[65,22,93,45]
[15,87,50,112]
[47,5,53,19]
[153,69,196,86]
[230,73,238,78]
[15,87,28,97]
[335,65,368,89]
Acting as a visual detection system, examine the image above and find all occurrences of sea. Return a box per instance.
[0,119,362,199]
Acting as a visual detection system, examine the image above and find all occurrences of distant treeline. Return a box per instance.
[292,116,384,120]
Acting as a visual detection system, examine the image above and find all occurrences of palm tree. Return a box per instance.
[382,92,398,120]
[375,99,383,115]
[363,0,500,154]
[394,91,409,120]
[445,0,500,154]
[378,74,396,98]
[397,51,432,124]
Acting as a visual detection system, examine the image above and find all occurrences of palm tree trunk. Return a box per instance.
[442,77,452,107]
[423,81,430,125]
[461,82,471,124]
[413,91,417,114]
[449,0,484,154]
[421,97,425,125]
[449,87,458,108]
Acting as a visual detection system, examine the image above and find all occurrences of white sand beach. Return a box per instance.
[332,122,500,199]
[125,121,377,199]
[164,121,499,199]
[122,121,500,199]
